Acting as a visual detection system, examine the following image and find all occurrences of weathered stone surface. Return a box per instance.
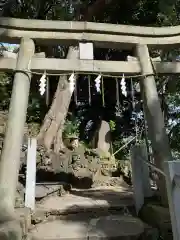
[35,186,133,216]
[139,203,172,237]
[35,185,62,199]
[118,160,132,180]
[97,120,112,155]
[88,215,144,239]
[31,210,47,225]
[15,192,24,208]
[16,207,32,236]
[35,183,71,200]
[92,176,130,188]
[29,215,144,240]
[15,182,25,208]
[71,168,93,189]
[0,220,22,240]
[142,223,159,240]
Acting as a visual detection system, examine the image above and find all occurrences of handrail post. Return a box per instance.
[139,144,152,197]
[130,144,145,214]
[164,161,180,240]
[25,138,37,211]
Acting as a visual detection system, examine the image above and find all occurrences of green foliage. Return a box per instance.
[0,71,47,123]
[0,73,12,110]
[63,117,80,138]
[109,120,116,132]
[2,0,180,160]
[27,97,42,123]
[2,0,76,20]
[113,137,130,160]
[27,122,40,137]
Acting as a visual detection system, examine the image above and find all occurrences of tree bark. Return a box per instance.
[38,47,79,152]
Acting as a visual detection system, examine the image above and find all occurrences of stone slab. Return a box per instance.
[35,185,61,199]
[29,215,144,240]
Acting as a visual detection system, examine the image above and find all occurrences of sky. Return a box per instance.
[1,43,19,51]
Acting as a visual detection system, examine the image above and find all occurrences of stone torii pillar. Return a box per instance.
[0,38,35,226]
[136,44,172,206]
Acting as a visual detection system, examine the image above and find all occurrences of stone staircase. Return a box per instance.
[22,185,155,240]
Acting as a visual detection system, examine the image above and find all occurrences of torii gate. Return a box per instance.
[0,17,178,239]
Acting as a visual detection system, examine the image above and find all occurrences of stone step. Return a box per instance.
[29,215,145,240]
[29,186,139,239]
[33,186,134,222]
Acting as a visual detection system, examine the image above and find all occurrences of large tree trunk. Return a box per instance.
[38,0,116,153]
[38,47,79,153]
